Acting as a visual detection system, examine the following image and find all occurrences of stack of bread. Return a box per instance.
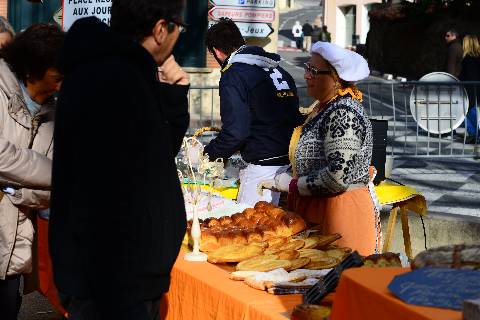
[186,201,307,252]
[206,230,350,271]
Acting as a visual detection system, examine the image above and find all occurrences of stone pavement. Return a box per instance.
[390,157,480,219]
[379,157,480,257]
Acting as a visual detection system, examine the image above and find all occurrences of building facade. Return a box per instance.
[324,0,381,48]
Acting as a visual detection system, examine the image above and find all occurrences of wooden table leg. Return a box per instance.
[400,206,413,259]
[382,206,398,253]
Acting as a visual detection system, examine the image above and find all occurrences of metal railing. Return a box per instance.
[187,81,480,158]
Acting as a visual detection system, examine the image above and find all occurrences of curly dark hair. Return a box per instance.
[205,18,245,56]
[1,23,64,82]
[110,0,185,43]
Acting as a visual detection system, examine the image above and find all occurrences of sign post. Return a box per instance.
[209,0,277,41]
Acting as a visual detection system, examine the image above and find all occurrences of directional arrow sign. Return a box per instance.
[209,6,275,23]
[235,22,273,38]
[210,0,275,8]
[52,7,63,26]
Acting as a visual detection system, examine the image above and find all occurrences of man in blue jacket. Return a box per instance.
[204,18,304,206]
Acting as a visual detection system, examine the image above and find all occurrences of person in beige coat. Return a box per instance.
[0,23,64,320]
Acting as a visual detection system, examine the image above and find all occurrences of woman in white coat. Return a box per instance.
[0,23,64,320]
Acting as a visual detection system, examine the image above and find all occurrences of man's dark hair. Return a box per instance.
[205,18,245,55]
[1,23,64,82]
[446,28,459,38]
[111,0,185,43]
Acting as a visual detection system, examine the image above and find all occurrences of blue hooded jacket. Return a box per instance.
[204,46,304,164]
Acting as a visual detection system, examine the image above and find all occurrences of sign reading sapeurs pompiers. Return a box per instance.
[209,6,275,23]
[210,0,275,8]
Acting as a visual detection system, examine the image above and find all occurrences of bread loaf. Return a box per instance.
[363,252,401,268]
[412,244,480,270]
[187,202,307,252]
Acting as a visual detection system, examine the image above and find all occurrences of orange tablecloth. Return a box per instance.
[161,254,302,320]
[330,268,462,320]
[37,217,68,317]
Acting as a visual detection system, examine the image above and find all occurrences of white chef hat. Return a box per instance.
[310,41,370,82]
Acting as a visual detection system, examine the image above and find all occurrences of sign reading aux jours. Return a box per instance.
[62,0,112,30]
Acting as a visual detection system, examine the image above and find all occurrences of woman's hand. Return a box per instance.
[257,172,296,194]
[274,172,293,192]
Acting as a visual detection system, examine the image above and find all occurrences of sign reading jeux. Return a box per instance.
[236,22,273,38]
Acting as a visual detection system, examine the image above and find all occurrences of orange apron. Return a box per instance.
[288,187,378,256]
[37,216,68,317]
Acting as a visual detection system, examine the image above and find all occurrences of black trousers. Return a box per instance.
[0,275,22,320]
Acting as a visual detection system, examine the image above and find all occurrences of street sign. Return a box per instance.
[53,7,63,26]
[409,72,468,135]
[209,0,275,8]
[209,6,275,23]
[62,0,111,30]
[236,22,273,38]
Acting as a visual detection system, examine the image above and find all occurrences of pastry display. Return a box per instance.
[187,201,307,252]
[363,252,402,268]
[411,244,480,270]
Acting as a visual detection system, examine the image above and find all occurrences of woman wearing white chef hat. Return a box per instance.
[260,41,379,255]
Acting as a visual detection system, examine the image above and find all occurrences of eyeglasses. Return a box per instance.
[167,20,188,34]
[303,63,331,76]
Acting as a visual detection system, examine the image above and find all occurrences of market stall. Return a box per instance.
[172,135,480,320]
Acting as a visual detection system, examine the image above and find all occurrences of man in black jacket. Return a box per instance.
[444,28,463,78]
[204,18,303,207]
[49,1,189,319]
[302,20,313,52]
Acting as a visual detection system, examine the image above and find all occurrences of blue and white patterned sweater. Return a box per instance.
[295,95,373,196]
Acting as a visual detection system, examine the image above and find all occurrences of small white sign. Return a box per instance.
[210,0,275,8]
[235,22,273,38]
[62,0,112,31]
[209,6,275,23]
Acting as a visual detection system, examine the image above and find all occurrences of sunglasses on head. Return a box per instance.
[167,19,188,34]
[304,63,331,76]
